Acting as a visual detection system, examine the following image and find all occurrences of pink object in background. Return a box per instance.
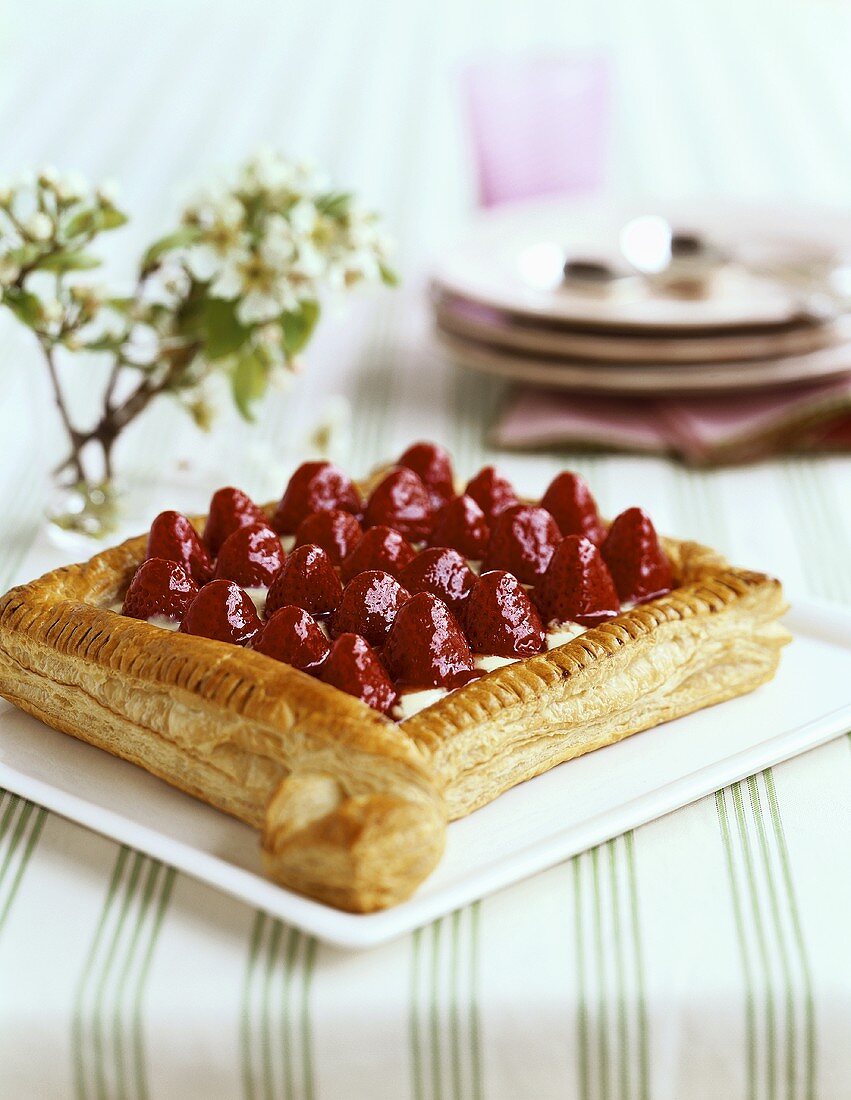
[491,375,851,465]
[463,54,611,208]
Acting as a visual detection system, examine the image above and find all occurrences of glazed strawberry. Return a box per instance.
[534,535,620,627]
[265,543,343,618]
[179,579,262,646]
[341,525,416,583]
[146,511,213,584]
[541,472,606,544]
[213,523,284,588]
[399,547,476,612]
[294,509,362,566]
[333,571,411,647]
[272,461,361,534]
[203,486,266,555]
[362,467,433,541]
[398,441,455,509]
[427,494,490,559]
[253,605,330,673]
[320,633,398,715]
[464,466,519,521]
[463,570,545,657]
[383,592,474,688]
[483,504,561,584]
[601,507,673,603]
[122,558,198,623]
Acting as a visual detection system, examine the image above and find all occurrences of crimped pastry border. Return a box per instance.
[0,512,789,911]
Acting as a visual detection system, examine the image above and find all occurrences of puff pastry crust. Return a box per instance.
[0,509,789,912]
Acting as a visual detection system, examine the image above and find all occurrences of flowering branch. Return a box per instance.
[0,154,395,532]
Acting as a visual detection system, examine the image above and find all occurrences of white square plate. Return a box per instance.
[1,598,849,949]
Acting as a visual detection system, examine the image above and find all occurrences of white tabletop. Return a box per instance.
[1,2,850,1097]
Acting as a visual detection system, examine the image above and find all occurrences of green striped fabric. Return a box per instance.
[1,0,850,1096]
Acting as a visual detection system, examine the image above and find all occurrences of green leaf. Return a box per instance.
[39,250,101,273]
[141,226,203,273]
[281,299,320,357]
[230,348,269,421]
[316,191,352,217]
[97,206,128,230]
[82,333,126,352]
[2,286,43,327]
[199,296,250,360]
[379,261,399,288]
[63,204,127,239]
[62,208,97,238]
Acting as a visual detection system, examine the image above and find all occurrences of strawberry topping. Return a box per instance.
[253,605,330,672]
[203,486,266,555]
[398,441,455,509]
[320,633,398,715]
[294,508,362,566]
[333,571,411,647]
[213,523,285,588]
[399,547,476,612]
[265,543,343,619]
[463,570,545,657]
[122,558,198,623]
[383,592,475,688]
[601,507,673,603]
[541,472,607,544]
[179,579,262,646]
[427,494,490,559]
[483,504,561,583]
[534,535,620,627]
[147,511,213,584]
[272,461,361,534]
[464,466,519,521]
[341,525,416,583]
[362,467,434,541]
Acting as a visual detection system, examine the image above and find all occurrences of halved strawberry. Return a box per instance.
[179,579,262,645]
[540,472,606,544]
[272,461,361,534]
[294,509,362,566]
[122,558,198,623]
[252,605,330,672]
[398,441,455,509]
[213,523,284,588]
[341,525,415,583]
[534,535,620,627]
[147,511,213,584]
[320,633,398,715]
[482,504,561,583]
[464,466,519,521]
[601,507,673,603]
[203,486,266,555]
[362,467,433,541]
[399,547,476,612]
[265,543,343,619]
[383,592,474,688]
[332,571,411,646]
[463,570,545,657]
[427,494,490,559]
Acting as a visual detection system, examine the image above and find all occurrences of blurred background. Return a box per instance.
[2,0,851,568]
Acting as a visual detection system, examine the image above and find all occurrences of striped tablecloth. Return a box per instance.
[1,2,850,1097]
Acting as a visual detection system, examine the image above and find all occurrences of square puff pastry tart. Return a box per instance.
[0,455,790,913]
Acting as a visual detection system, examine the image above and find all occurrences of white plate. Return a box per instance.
[1,599,849,949]
[432,197,851,330]
[436,328,851,394]
[433,290,850,364]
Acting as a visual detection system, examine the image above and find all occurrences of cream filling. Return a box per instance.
[146,614,180,632]
[396,621,589,720]
[245,586,268,616]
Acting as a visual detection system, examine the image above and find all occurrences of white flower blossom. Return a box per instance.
[25,212,53,241]
[40,298,64,325]
[96,179,120,205]
[55,172,89,203]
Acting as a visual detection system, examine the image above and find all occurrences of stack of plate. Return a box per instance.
[431,198,851,395]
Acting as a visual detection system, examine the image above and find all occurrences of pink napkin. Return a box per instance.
[491,375,851,464]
